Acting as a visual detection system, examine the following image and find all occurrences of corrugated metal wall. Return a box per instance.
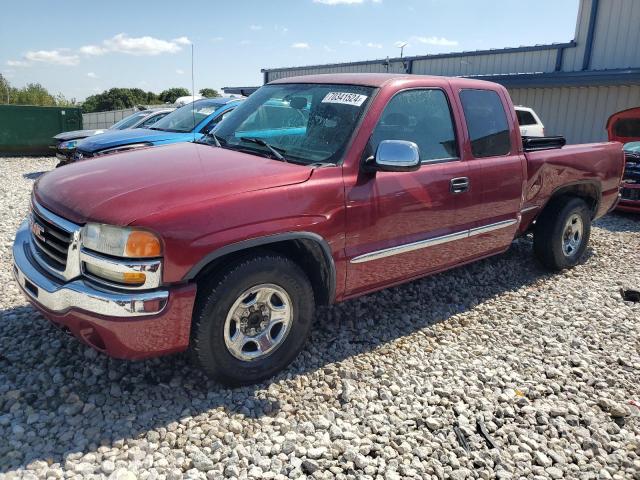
[589,0,640,70]
[562,0,640,71]
[509,84,640,144]
[412,49,558,76]
[82,107,138,129]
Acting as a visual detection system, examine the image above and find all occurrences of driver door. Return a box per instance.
[344,88,476,296]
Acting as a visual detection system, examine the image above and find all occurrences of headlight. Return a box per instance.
[81,223,161,258]
[59,140,78,150]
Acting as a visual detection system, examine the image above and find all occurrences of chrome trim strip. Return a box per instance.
[350,219,518,264]
[13,221,167,317]
[351,231,468,264]
[80,248,162,290]
[468,219,518,237]
[32,199,80,234]
[520,205,539,214]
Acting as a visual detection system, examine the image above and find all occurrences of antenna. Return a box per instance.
[191,43,196,142]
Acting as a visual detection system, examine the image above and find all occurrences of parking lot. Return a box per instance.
[0,156,637,479]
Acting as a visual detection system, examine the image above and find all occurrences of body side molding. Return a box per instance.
[351,219,518,264]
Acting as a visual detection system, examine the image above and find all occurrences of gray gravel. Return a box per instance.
[1,156,639,480]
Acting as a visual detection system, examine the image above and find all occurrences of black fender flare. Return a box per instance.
[182,232,337,303]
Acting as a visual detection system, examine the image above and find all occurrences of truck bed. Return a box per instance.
[521,141,625,228]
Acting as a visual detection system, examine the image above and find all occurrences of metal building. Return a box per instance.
[258,0,640,144]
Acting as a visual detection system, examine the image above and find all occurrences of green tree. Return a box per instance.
[159,87,191,104]
[12,83,56,106]
[199,88,220,98]
[0,74,11,104]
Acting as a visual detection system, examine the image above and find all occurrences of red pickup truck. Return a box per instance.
[13,74,624,385]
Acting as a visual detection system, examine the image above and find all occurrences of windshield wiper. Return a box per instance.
[200,131,222,147]
[240,137,287,162]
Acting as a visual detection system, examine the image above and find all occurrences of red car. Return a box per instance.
[607,107,640,213]
[13,74,625,385]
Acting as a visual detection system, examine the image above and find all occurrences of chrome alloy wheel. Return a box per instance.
[223,283,293,361]
[562,213,584,257]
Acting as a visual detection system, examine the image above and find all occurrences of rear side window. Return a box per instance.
[460,89,511,158]
[614,118,640,138]
[371,89,458,162]
[516,109,537,126]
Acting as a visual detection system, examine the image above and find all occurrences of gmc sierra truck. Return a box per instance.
[13,74,625,385]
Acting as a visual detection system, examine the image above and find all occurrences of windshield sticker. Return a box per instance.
[321,92,368,107]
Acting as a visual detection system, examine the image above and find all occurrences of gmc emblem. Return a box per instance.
[30,220,46,243]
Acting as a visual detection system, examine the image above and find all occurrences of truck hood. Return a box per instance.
[77,128,193,152]
[35,142,313,225]
[54,129,106,141]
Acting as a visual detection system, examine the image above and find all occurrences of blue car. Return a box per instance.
[67,97,243,163]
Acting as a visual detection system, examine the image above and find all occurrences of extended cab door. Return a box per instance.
[453,88,525,261]
[343,87,476,296]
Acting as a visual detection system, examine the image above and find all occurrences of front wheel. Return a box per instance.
[533,197,592,270]
[189,254,315,386]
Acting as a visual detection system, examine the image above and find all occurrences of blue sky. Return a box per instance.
[1,0,580,101]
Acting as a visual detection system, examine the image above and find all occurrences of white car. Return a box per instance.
[515,106,545,137]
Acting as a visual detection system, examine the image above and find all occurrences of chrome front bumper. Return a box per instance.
[13,221,168,317]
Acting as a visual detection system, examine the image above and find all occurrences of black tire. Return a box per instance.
[533,196,592,270]
[189,254,315,386]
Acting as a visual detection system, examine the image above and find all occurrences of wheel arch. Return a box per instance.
[183,232,336,306]
[540,180,601,219]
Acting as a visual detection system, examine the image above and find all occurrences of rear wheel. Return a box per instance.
[533,197,592,270]
[189,254,315,385]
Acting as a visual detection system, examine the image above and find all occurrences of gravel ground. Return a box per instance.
[1,156,639,480]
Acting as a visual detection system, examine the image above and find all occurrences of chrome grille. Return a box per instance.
[30,208,71,270]
[29,201,81,280]
[621,187,640,201]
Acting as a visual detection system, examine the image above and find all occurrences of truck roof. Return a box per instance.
[269,72,498,89]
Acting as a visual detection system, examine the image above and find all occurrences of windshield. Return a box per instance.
[151,100,225,133]
[110,112,149,130]
[212,83,374,164]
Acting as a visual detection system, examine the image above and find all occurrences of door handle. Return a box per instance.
[450,177,469,194]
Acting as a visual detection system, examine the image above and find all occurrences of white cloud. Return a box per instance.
[366,42,382,49]
[275,25,289,34]
[340,40,362,47]
[25,50,80,66]
[87,72,98,78]
[323,45,336,52]
[249,24,262,30]
[81,33,192,57]
[6,59,30,67]
[291,42,310,49]
[80,45,108,56]
[314,0,381,4]
[176,69,184,75]
[412,36,458,47]
[211,36,224,42]
[173,36,191,46]
[239,40,252,45]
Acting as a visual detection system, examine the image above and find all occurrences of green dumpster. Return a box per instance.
[0,105,83,156]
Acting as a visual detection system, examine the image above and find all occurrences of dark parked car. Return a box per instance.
[53,108,174,163]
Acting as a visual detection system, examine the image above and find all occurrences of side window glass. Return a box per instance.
[371,89,458,162]
[516,110,537,126]
[140,113,167,128]
[204,108,235,131]
[460,89,511,158]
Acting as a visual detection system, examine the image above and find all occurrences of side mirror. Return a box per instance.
[371,140,420,172]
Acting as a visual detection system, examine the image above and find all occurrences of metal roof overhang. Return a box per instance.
[468,69,640,88]
[222,86,260,96]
